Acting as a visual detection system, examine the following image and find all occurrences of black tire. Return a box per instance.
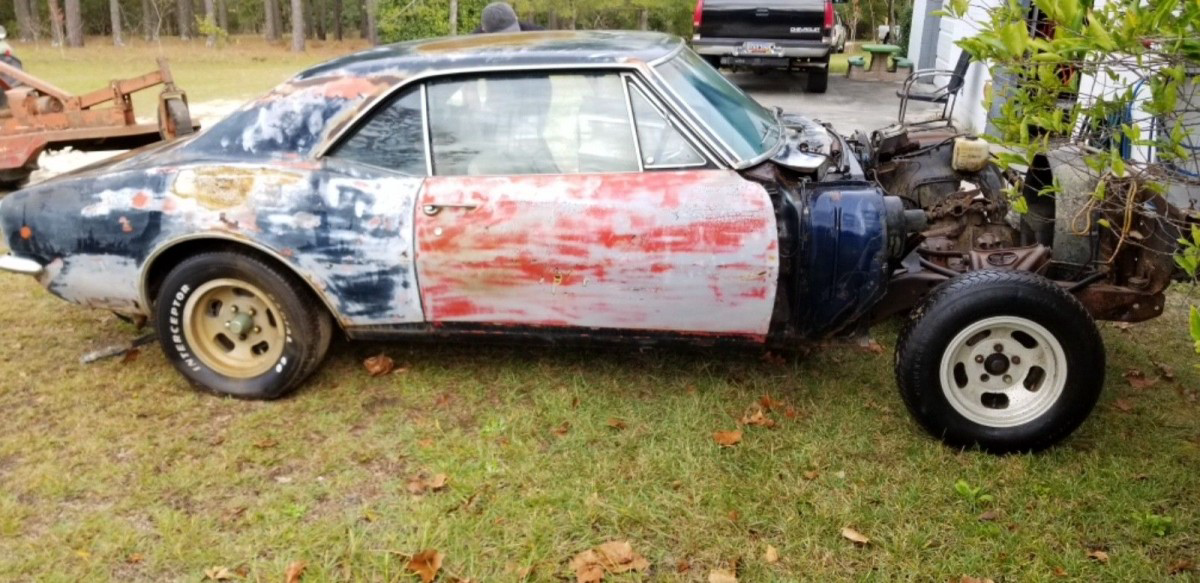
[154,251,333,400]
[894,270,1105,453]
[806,64,829,93]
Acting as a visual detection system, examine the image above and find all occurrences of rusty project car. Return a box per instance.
[0,32,1184,452]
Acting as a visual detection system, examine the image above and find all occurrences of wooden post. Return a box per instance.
[291,0,305,51]
[449,0,458,36]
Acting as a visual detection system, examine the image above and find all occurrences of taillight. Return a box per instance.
[693,0,705,30]
[824,0,834,30]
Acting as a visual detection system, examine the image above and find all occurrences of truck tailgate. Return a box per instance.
[698,0,827,41]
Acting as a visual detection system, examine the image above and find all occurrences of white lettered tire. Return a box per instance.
[154,251,333,399]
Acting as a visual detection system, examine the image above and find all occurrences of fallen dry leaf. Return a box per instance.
[204,566,235,581]
[764,544,780,564]
[1115,322,1134,331]
[713,429,742,447]
[553,421,571,437]
[841,527,871,545]
[407,473,449,495]
[727,509,740,522]
[125,553,143,564]
[863,340,885,354]
[1154,361,1176,380]
[708,568,738,583]
[504,562,534,579]
[676,559,691,573]
[957,577,996,583]
[407,549,444,583]
[1113,398,1136,413]
[1087,550,1109,564]
[121,348,140,363]
[569,540,649,582]
[978,510,999,522]
[784,406,801,420]
[364,354,394,376]
[253,437,278,449]
[606,418,627,431]
[1123,369,1158,390]
[1053,566,1068,577]
[284,560,307,583]
[740,409,776,428]
[1168,559,1194,574]
[803,470,820,481]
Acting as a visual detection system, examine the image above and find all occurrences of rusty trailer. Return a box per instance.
[0,57,194,185]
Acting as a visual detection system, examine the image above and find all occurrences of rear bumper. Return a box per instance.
[0,253,43,276]
[693,38,832,61]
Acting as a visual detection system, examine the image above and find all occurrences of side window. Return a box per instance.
[426,72,639,176]
[330,88,427,175]
[629,85,707,169]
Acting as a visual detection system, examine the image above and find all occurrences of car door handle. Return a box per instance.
[422,203,479,216]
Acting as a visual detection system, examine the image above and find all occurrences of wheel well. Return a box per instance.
[143,239,341,330]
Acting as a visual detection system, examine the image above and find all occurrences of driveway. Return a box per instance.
[733,72,937,133]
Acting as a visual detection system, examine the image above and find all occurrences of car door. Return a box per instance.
[414,70,779,338]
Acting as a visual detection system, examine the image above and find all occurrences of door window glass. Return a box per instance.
[329,88,427,175]
[629,85,706,169]
[426,72,639,176]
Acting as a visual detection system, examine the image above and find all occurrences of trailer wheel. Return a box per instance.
[894,270,1105,453]
[159,97,193,140]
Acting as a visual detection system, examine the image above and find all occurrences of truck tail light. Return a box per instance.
[824,0,834,30]
[693,0,705,30]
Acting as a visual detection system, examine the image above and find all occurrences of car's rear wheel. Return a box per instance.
[806,60,829,93]
[154,251,332,399]
[895,270,1105,453]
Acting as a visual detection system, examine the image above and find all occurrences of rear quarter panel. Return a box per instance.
[3,160,424,327]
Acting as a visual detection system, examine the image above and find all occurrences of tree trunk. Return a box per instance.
[315,0,325,39]
[264,0,281,40]
[110,0,124,45]
[449,0,457,35]
[638,9,648,30]
[204,0,215,46]
[141,0,155,39]
[359,0,368,40]
[64,0,83,46]
[364,0,376,44]
[291,0,305,51]
[218,0,229,32]
[177,0,193,38]
[548,8,557,29]
[333,0,342,40]
[15,0,35,42]
[47,0,64,46]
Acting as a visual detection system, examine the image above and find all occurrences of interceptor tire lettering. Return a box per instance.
[894,270,1105,453]
[154,251,333,400]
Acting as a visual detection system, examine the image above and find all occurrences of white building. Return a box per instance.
[904,0,1002,134]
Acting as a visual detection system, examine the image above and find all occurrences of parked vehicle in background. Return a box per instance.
[691,0,844,93]
[832,13,847,53]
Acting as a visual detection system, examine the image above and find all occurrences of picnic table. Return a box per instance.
[861,44,902,74]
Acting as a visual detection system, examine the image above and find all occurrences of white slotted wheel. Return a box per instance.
[938,316,1068,428]
[182,278,287,379]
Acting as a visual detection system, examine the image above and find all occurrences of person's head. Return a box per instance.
[481,2,521,33]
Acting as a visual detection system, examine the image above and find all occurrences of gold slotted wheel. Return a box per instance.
[182,278,287,379]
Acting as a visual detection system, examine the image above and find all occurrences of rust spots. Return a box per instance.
[172,167,302,210]
[131,191,150,209]
[19,225,32,240]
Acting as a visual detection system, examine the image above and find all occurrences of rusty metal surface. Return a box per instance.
[414,171,778,336]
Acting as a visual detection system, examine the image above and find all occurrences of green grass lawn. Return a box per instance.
[1,37,1199,582]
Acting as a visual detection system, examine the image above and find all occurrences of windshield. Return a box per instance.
[653,49,782,166]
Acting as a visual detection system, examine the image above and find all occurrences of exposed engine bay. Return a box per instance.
[763,116,1195,329]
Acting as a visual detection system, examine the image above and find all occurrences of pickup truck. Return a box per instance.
[691,0,841,93]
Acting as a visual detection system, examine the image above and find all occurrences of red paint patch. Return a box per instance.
[131,191,150,209]
[18,226,32,240]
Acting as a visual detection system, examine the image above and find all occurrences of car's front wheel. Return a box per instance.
[895,270,1105,453]
[154,251,333,399]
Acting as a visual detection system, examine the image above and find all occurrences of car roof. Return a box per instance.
[295,31,684,80]
[184,31,684,161]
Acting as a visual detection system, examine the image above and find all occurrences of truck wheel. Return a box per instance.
[894,270,1105,453]
[806,63,829,93]
[154,251,333,400]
